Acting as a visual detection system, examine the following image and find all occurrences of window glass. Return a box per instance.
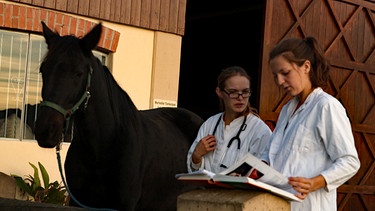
[22,35,48,140]
[93,51,107,66]
[0,30,29,139]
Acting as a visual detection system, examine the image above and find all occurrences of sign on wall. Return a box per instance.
[153,99,177,108]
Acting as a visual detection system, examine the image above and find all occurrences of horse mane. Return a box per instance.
[92,58,139,127]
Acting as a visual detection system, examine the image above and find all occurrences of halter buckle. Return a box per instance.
[56,135,63,152]
[84,91,91,109]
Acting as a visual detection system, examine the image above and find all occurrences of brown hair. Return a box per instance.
[269,36,330,88]
[217,66,259,117]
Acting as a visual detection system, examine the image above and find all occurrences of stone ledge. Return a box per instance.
[177,188,290,211]
[0,172,29,200]
[0,197,86,210]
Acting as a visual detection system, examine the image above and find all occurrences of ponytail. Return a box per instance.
[304,37,330,88]
[269,36,330,88]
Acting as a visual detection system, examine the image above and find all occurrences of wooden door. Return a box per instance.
[259,0,375,210]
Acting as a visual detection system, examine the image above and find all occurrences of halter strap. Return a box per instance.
[40,67,92,119]
[40,89,90,119]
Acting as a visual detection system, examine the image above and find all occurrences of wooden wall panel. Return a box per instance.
[140,0,152,28]
[55,0,67,11]
[130,0,141,26]
[88,0,100,18]
[66,0,78,14]
[260,0,375,210]
[159,0,171,32]
[110,0,121,22]
[177,0,186,34]
[32,0,43,7]
[168,0,179,33]
[100,0,111,20]
[120,0,132,24]
[150,0,161,30]
[43,0,55,8]
[8,0,187,35]
[78,0,89,16]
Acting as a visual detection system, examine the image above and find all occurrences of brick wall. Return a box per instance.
[0,2,119,52]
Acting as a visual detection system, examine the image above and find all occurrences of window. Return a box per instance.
[93,51,108,66]
[0,29,107,140]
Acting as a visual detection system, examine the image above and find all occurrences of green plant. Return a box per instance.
[12,162,67,205]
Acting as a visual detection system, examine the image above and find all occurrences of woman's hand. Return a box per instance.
[288,175,326,200]
[192,135,216,164]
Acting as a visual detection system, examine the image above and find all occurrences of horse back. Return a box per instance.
[141,107,203,140]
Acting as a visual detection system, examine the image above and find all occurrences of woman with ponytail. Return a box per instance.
[263,37,360,210]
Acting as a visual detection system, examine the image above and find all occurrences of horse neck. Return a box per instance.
[80,62,139,133]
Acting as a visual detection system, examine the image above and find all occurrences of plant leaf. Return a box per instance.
[13,176,33,195]
[29,162,41,191]
[38,162,50,188]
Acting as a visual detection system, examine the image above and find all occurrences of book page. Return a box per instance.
[175,169,216,179]
[175,170,235,188]
[211,174,301,202]
[218,154,290,189]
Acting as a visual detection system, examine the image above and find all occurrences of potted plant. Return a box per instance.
[12,162,67,205]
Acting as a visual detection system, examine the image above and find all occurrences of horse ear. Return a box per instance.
[41,21,59,48]
[80,22,102,52]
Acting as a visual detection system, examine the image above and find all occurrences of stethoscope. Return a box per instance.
[212,114,247,169]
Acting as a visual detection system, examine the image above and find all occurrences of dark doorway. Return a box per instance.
[178,1,266,120]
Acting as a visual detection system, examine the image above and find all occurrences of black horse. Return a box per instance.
[34,22,203,210]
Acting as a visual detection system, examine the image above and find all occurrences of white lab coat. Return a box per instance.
[187,112,272,173]
[261,88,360,211]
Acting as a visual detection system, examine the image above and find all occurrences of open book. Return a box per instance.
[176,154,301,202]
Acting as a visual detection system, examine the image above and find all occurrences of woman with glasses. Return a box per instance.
[187,66,272,174]
[264,37,360,210]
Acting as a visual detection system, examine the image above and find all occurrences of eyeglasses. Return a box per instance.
[221,89,252,99]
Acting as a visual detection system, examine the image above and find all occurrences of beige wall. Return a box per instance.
[107,23,154,110]
[0,140,69,182]
[0,13,183,182]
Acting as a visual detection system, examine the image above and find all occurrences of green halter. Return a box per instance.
[40,67,92,118]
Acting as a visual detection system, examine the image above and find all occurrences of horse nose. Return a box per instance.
[34,110,64,148]
[35,123,60,148]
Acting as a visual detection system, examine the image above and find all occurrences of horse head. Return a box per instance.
[34,22,102,148]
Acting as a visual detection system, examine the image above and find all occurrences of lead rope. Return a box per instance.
[56,133,117,211]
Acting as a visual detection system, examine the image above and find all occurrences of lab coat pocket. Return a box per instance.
[292,125,322,153]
